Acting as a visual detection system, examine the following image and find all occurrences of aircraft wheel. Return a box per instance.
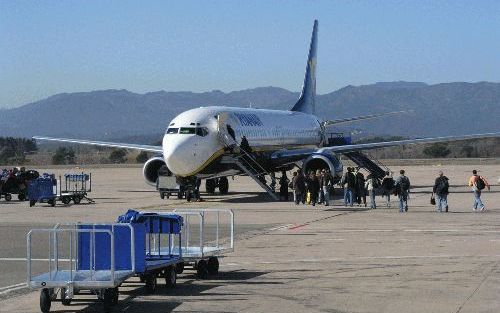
[218,177,229,194]
[205,179,216,194]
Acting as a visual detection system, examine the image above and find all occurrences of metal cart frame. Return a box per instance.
[172,208,234,278]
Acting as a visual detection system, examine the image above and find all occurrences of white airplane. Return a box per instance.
[34,20,500,197]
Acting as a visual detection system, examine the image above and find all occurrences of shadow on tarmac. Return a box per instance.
[55,270,269,313]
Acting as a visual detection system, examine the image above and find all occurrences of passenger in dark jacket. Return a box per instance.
[307,172,320,206]
[354,168,366,207]
[279,171,289,201]
[432,171,449,212]
[292,171,306,205]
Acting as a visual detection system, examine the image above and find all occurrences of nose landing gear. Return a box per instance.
[205,177,229,195]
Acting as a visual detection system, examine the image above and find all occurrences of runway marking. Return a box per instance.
[324,229,500,233]
[288,223,308,230]
[0,283,27,295]
[229,254,500,266]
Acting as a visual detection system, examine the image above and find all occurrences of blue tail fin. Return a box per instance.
[291,20,318,115]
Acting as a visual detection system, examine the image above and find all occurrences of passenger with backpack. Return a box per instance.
[468,169,490,211]
[432,171,449,213]
[394,169,411,212]
[381,171,395,207]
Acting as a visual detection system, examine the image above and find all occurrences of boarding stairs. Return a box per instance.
[217,130,279,200]
[342,151,388,179]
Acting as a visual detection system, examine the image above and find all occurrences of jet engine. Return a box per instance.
[302,153,343,182]
[143,156,167,186]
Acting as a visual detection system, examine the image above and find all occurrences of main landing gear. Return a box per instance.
[205,177,229,195]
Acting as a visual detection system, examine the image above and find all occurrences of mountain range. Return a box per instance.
[0,81,499,143]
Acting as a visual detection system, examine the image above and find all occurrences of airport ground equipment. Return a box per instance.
[59,173,93,204]
[172,208,234,279]
[27,212,183,312]
[0,169,39,201]
[27,173,93,207]
[27,175,57,207]
[156,166,184,200]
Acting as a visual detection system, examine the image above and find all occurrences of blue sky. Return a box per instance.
[1,0,499,108]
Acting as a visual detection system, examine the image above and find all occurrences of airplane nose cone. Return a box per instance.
[163,135,199,177]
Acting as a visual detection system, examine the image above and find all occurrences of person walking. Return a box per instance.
[279,171,289,201]
[381,171,394,207]
[432,171,449,213]
[468,170,490,211]
[364,173,379,209]
[317,170,324,204]
[354,168,366,207]
[341,167,355,206]
[292,171,306,205]
[394,170,411,212]
[307,172,320,206]
[322,169,333,206]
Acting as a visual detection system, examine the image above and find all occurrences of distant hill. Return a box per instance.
[0,82,498,143]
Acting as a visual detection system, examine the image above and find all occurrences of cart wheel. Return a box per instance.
[30,200,36,207]
[48,199,56,207]
[61,197,71,205]
[112,287,119,305]
[145,274,157,294]
[73,196,81,205]
[164,266,177,288]
[103,288,115,312]
[166,193,170,199]
[18,193,26,201]
[60,287,72,306]
[196,260,209,279]
[175,262,184,274]
[5,194,12,201]
[40,289,51,313]
[207,257,219,276]
[160,192,165,199]
[177,192,183,199]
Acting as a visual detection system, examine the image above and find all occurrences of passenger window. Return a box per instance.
[196,127,209,137]
[179,127,196,134]
[166,128,179,134]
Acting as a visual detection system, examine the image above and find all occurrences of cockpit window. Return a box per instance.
[166,128,178,134]
[196,127,209,137]
[179,127,196,134]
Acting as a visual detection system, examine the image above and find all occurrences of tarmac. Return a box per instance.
[0,163,499,313]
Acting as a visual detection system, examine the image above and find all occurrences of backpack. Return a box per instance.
[435,177,449,194]
[475,177,486,190]
[399,176,410,191]
[382,177,394,190]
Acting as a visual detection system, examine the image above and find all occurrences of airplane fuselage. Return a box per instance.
[162,106,323,177]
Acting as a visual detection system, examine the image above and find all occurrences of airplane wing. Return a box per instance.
[271,132,500,160]
[323,111,409,126]
[33,136,163,153]
[318,132,500,153]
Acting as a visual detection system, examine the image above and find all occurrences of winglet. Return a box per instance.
[291,20,318,115]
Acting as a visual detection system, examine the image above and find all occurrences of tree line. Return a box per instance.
[0,137,37,164]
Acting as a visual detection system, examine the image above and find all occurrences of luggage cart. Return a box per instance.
[27,213,183,312]
[59,173,93,205]
[172,208,234,279]
[27,175,57,207]
[156,166,184,199]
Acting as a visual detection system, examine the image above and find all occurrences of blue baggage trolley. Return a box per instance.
[27,210,183,312]
[27,175,57,207]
